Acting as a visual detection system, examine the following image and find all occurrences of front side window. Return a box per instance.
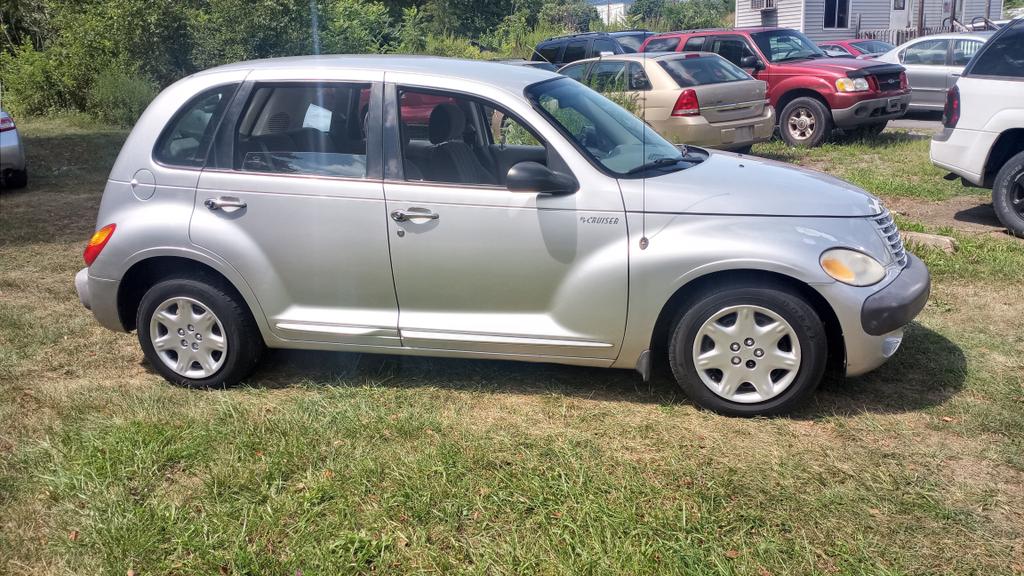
[821,44,853,57]
[659,55,751,87]
[645,36,682,52]
[234,83,371,178]
[683,37,705,51]
[399,88,548,186]
[952,39,983,66]
[901,39,949,65]
[589,61,628,92]
[527,78,683,176]
[593,38,619,55]
[750,30,826,63]
[154,84,237,168]
[969,23,1024,78]
[824,0,850,28]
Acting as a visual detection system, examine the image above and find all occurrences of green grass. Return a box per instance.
[752,132,989,201]
[1,118,1023,574]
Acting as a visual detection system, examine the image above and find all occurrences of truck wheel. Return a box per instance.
[852,121,887,139]
[668,286,828,416]
[992,150,1024,238]
[137,277,264,388]
[779,97,833,148]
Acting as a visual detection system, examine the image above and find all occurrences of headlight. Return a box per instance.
[820,248,886,286]
[835,77,870,92]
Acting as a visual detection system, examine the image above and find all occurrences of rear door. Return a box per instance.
[190,71,400,347]
[898,38,953,109]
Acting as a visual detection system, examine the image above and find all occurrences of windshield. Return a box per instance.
[526,77,686,177]
[750,29,827,62]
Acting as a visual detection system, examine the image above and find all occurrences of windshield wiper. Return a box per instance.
[624,156,686,175]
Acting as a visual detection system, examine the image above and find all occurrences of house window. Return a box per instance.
[893,0,906,10]
[824,0,850,29]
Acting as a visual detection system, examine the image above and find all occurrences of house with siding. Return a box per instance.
[735,0,1005,42]
[590,0,635,24]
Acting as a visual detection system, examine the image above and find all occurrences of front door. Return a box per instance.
[890,0,908,29]
[382,84,628,360]
[899,38,954,109]
[190,77,401,346]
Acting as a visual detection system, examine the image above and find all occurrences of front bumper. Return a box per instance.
[861,253,930,336]
[831,93,911,128]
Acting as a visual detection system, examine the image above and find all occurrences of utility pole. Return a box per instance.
[916,0,925,35]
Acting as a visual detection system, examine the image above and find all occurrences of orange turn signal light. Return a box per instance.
[83,224,116,266]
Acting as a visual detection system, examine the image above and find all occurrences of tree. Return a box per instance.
[539,0,600,32]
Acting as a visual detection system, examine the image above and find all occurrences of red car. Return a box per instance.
[640,28,910,147]
[818,39,896,58]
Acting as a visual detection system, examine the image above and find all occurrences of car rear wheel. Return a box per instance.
[779,97,833,148]
[992,150,1024,238]
[668,285,828,416]
[137,277,264,388]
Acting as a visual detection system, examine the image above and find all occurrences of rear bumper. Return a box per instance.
[929,127,995,187]
[832,93,911,128]
[653,106,774,150]
[75,267,124,332]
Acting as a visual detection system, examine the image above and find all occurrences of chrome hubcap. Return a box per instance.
[150,297,227,379]
[787,108,816,140]
[692,305,801,404]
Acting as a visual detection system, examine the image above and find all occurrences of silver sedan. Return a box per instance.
[875,32,993,111]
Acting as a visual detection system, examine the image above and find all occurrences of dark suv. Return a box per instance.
[532,32,625,67]
[641,27,911,147]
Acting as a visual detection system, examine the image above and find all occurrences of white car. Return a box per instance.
[930,18,1024,237]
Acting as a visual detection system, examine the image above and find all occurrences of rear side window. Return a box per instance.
[590,61,628,91]
[969,24,1024,78]
[560,62,588,81]
[901,39,949,65]
[154,85,237,168]
[563,40,588,63]
[659,56,751,87]
[234,83,372,179]
[645,37,681,52]
[683,37,705,51]
[535,43,561,63]
[593,38,619,56]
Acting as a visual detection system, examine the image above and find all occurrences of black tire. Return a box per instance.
[3,169,27,189]
[732,144,754,155]
[137,276,264,388]
[667,285,828,417]
[992,150,1024,238]
[778,97,833,148]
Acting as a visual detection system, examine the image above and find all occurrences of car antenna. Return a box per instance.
[640,41,649,250]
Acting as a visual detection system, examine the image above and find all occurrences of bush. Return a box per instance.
[0,43,67,116]
[87,69,157,127]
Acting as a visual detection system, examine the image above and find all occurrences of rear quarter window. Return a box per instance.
[154,84,237,168]
[658,56,751,87]
[644,37,681,52]
[968,24,1024,78]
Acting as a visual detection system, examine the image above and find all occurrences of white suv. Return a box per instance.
[930,18,1024,237]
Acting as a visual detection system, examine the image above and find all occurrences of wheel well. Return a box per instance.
[983,129,1024,187]
[649,269,845,373]
[774,89,832,125]
[117,256,242,332]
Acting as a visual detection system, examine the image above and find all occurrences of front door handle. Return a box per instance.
[204,197,247,211]
[391,209,439,222]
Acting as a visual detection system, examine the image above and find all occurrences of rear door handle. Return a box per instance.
[391,209,439,222]
[204,197,247,211]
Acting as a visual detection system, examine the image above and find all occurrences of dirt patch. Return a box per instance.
[886,195,1023,241]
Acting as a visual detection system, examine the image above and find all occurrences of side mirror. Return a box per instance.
[506,162,578,195]
[740,55,764,70]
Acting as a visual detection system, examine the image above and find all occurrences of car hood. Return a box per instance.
[637,151,882,217]
[773,56,884,75]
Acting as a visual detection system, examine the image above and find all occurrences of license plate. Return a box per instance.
[886,98,901,113]
[735,126,753,141]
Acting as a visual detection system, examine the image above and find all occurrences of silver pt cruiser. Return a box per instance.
[75,56,930,416]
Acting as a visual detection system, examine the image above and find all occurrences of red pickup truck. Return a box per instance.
[640,27,911,147]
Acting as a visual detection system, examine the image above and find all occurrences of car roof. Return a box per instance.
[568,51,712,63]
[652,27,780,37]
[903,31,995,41]
[199,54,559,90]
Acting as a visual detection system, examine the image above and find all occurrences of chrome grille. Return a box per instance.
[874,207,907,268]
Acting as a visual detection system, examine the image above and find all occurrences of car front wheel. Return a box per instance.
[779,97,833,148]
[137,277,264,388]
[992,149,1024,238]
[668,285,828,416]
